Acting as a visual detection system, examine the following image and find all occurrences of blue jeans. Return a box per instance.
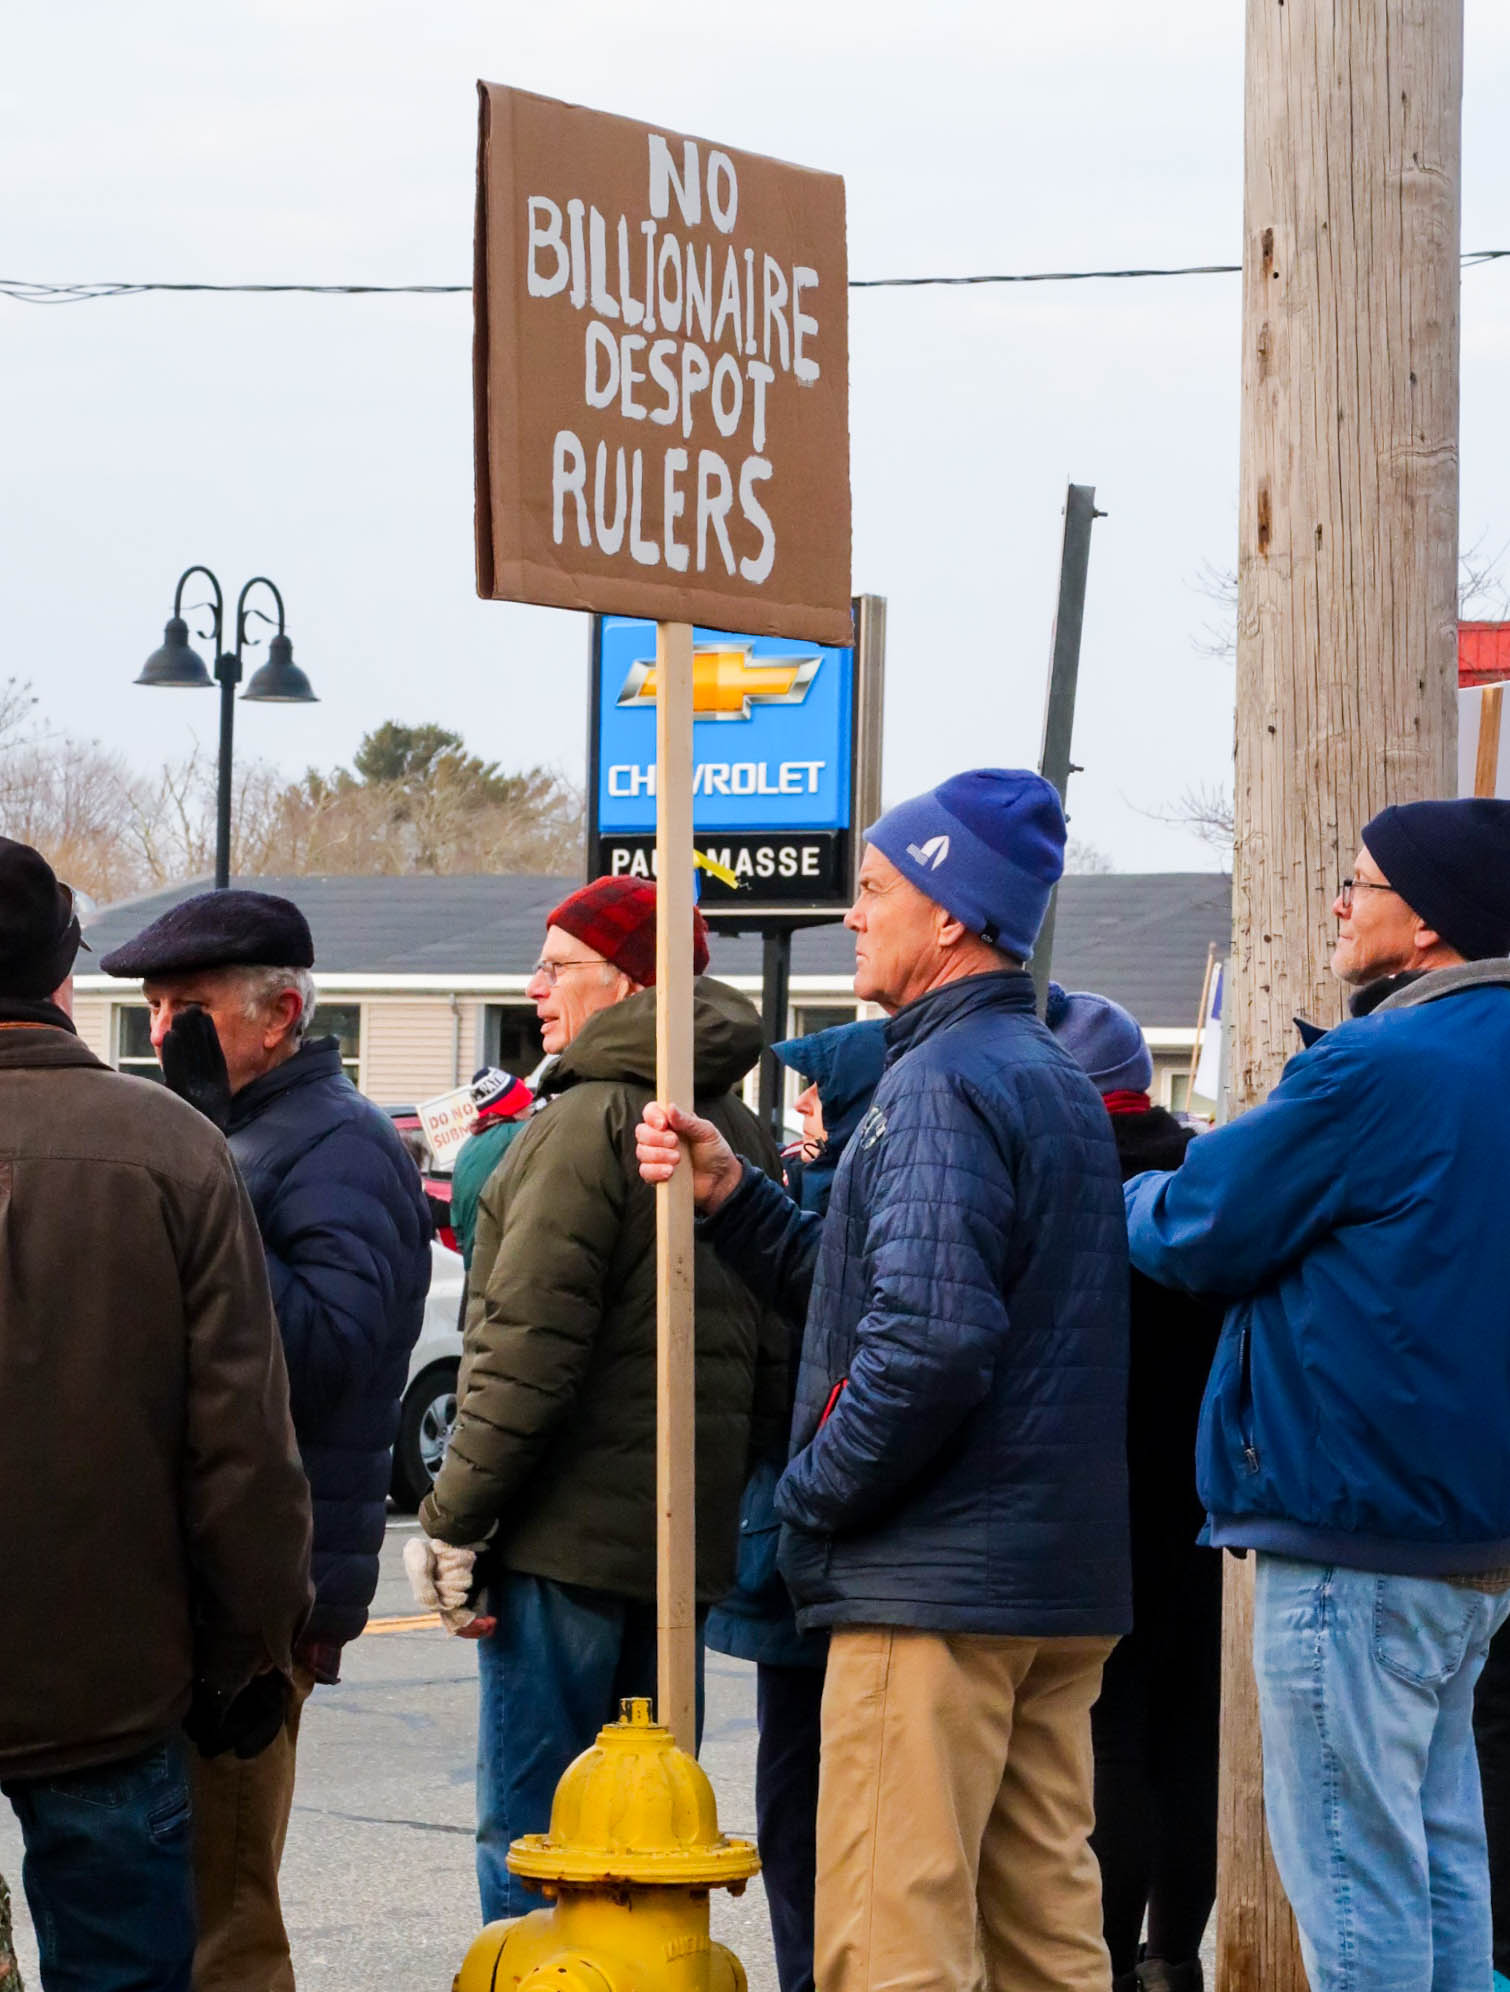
[2,1738,194,1992]
[476,1573,705,1922]
[1254,1554,1510,1992]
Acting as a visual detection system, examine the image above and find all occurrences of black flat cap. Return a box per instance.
[0,836,85,997]
[100,889,315,979]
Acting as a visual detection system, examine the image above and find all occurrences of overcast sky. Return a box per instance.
[5,1,1508,871]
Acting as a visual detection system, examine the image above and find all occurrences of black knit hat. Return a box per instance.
[100,888,314,979]
[1362,799,1510,961]
[0,837,85,997]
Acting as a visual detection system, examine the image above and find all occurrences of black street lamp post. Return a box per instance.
[137,565,317,890]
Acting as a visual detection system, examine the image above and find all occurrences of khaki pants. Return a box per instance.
[191,1666,315,1992]
[816,1627,1116,1992]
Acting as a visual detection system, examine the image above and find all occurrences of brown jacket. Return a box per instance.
[0,1020,313,1782]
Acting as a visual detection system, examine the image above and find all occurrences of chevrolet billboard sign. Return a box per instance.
[588,598,885,920]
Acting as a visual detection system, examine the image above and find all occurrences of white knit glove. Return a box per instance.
[404,1535,484,1614]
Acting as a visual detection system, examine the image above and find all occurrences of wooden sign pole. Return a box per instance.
[654,619,698,1752]
[1475,684,1504,798]
[1187,943,1218,1102]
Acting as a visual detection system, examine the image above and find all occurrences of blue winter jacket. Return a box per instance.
[1124,962,1510,1575]
[705,970,1132,1636]
[227,1039,432,1644]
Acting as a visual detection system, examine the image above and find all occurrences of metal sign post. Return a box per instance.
[653,621,698,1751]
[757,927,794,1139]
[1033,483,1102,1008]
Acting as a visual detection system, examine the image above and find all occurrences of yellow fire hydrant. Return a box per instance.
[454,1697,760,1992]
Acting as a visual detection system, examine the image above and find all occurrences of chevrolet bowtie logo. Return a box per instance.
[617,646,821,722]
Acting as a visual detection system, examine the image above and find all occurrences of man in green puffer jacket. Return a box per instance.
[406,877,785,1921]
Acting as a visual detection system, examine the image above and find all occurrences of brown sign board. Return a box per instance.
[474,83,852,646]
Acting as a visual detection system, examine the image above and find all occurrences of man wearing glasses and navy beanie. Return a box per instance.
[1126,797,1510,1992]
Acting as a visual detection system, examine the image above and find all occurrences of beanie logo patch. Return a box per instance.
[906,834,950,871]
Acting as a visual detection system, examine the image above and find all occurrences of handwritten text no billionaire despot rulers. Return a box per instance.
[527,135,823,591]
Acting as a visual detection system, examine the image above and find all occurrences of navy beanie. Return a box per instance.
[865,769,1066,962]
[1361,799,1510,961]
[1045,982,1153,1094]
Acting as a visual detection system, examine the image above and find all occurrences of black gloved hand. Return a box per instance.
[185,1670,292,1761]
[160,1007,233,1130]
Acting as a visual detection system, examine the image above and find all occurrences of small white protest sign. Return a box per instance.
[416,1085,479,1169]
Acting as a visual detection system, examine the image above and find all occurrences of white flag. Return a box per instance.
[1193,963,1223,1103]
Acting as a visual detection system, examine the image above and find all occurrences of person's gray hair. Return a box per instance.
[229,963,318,1039]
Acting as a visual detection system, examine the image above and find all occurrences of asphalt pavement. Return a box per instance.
[0,1517,777,1992]
[1,1523,1218,1984]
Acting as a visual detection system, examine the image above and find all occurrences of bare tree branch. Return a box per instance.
[1137,782,1236,853]
[1063,835,1114,875]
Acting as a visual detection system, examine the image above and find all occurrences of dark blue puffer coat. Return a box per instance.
[227,1039,431,1645]
[705,970,1132,1636]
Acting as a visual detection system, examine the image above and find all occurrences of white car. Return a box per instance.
[391,1238,466,1509]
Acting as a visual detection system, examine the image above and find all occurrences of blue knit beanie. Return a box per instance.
[1361,799,1510,961]
[865,769,1066,962]
[1045,982,1153,1094]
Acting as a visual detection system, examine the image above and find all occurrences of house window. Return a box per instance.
[792,1003,859,1038]
[113,1000,362,1087]
[1168,1071,1192,1113]
[311,1004,361,1085]
[484,1004,547,1081]
[115,1004,163,1083]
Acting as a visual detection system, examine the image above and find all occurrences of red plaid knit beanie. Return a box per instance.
[546,877,710,988]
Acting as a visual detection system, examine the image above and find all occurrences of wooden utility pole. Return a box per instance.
[1225,2,1462,1984]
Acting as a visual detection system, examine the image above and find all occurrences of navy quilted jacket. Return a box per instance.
[706,970,1132,1636]
[227,1039,431,1645]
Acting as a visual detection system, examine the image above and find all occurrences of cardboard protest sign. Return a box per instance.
[474,83,852,644]
[416,1084,478,1169]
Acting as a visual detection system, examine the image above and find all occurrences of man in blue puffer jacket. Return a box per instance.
[638,770,1131,1992]
[103,889,431,1992]
[1125,798,1510,1992]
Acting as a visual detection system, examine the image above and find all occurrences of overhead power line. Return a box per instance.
[2,250,1506,305]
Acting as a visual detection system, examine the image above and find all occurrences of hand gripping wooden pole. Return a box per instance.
[654,620,698,1752]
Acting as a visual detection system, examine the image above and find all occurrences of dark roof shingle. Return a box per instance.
[82,871,1231,1028]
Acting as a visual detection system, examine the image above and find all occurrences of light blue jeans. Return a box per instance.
[1254,1554,1510,1992]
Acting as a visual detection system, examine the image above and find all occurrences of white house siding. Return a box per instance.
[70,994,113,1063]
[360,996,479,1105]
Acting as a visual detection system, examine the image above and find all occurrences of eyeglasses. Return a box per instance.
[1338,877,1398,911]
[528,957,604,986]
